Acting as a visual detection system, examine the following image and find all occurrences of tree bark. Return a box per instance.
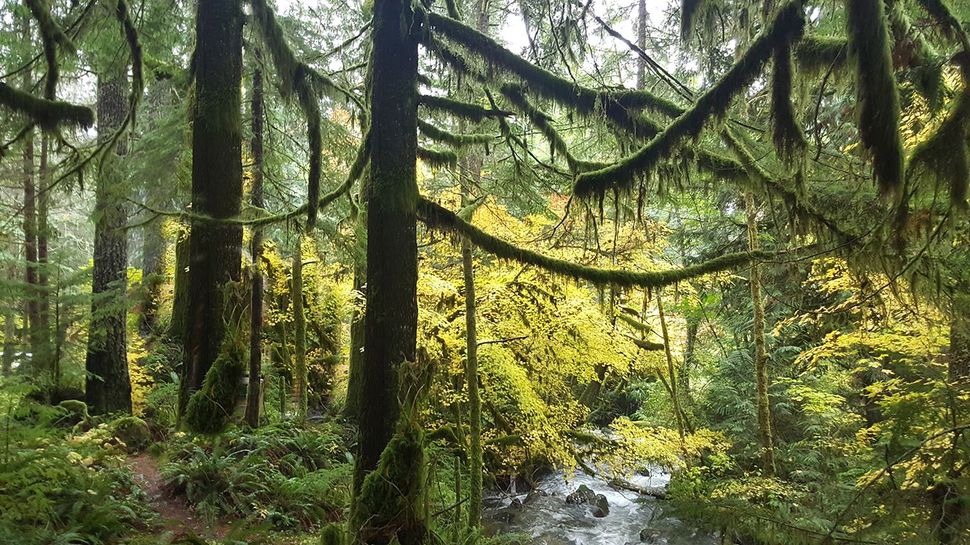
[636,0,647,90]
[2,264,16,375]
[949,290,970,381]
[85,74,132,415]
[37,135,51,351]
[168,229,190,340]
[181,0,244,413]
[245,59,265,428]
[292,236,307,421]
[745,191,776,476]
[353,0,420,533]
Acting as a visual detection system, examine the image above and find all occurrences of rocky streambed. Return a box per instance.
[482,469,716,545]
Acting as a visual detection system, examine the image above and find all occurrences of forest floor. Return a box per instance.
[126,454,230,540]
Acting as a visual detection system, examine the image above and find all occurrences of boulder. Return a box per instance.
[592,494,609,517]
[565,484,597,505]
[639,528,660,543]
[112,416,151,452]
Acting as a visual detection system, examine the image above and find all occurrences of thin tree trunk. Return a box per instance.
[745,191,776,476]
[168,229,190,340]
[85,74,132,415]
[181,0,244,414]
[245,58,265,428]
[343,242,365,420]
[636,0,647,89]
[949,290,970,381]
[23,129,41,375]
[291,236,307,421]
[37,135,50,349]
[657,294,686,444]
[2,264,16,375]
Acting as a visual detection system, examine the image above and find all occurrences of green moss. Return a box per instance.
[417,196,772,288]
[319,523,347,545]
[847,0,904,196]
[112,416,151,452]
[57,399,89,426]
[417,146,458,169]
[680,0,707,42]
[418,94,508,122]
[350,420,427,545]
[573,2,805,199]
[184,333,247,434]
[417,118,493,147]
[908,88,970,207]
[0,81,94,130]
[794,35,848,74]
[770,43,806,162]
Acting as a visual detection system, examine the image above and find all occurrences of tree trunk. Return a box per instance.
[245,59,265,428]
[168,229,190,340]
[344,245,366,420]
[461,184,483,528]
[636,0,647,90]
[181,0,244,413]
[745,191,776,476]
[85,74,132,415]
[37,135,51,353]
[657,294,687,444]
[292,236,307,421]
[949,290,970,381]
[23,129,42,376]
[2,264,16,375]
[352,0,422,540]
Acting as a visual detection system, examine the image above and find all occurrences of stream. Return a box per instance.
[482,469,716,545]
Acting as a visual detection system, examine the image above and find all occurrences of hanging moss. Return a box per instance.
[908,88,970,207]
[794,36,848,74]
[500,84,609,173]
[426,11,685,121]
[885,0,945,108]
[249,0,323,229]
[680,0,707,43]
[183,331,247,434]
[573,2,805,199]
[418,94,508,122]
[0,81,94,130]
[25,0,73,99]
[770,43,806,162]
[915,0,970,49]
[417,146,458,168]
[115,0,144,127]
[847,0,905,196]
[417,196,771,288]
[417,118,494,147]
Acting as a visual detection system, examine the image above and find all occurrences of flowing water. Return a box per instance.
[482,469,716,545]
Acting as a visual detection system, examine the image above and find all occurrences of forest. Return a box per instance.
[0,0,968,543]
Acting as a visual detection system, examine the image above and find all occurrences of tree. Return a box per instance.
[85,71,132,415]
[181,0,244,413]
[245,54,266,428]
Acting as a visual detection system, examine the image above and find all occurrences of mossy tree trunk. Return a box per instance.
[745,191,776,476]
[949,290,970,381]
[245,59,266,428]
[181,0,244,414]
[657,294,686,444]
[353,0,422,540]
[85,73,132,415]
[37,135,51,361]
[2,264,15,375]
[292,235,307,421]
[168,229,190,340]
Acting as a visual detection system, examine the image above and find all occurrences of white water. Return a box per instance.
[482,469,716,545]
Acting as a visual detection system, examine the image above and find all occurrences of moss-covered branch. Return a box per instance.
[908,87,970,206]
[0,81,93,130]
[115,0,144,126]
[417,118,494,147]
[770,43,806,162]
[26,0,73,99]
[573,2,805,199]
[249,0,324,228]
[417,196,771,288]
[795,36,847,74]
[417,146,458,168]
[418,94,510,122]
[426,11,685,123]
[915,0,970,51]
[847,0,904,196]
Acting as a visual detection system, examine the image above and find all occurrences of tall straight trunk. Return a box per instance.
[636,0,647,89]
[949,288,970,381]
[168,230,190,340]
[657,294,686,443]
[37,136,50,342]
[745,192,775,475]
[85,74,132,415]
[245,60,265,428]
[182,0,244,411]
[291,236,307,421]
[140,215,166,333]
[343,242,365,420]
[461,0,488,528]
[23,129,42,375]
[354,0,419,502]
[2,264,16,375]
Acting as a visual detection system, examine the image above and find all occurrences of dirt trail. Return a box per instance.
[127,454,229,540]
